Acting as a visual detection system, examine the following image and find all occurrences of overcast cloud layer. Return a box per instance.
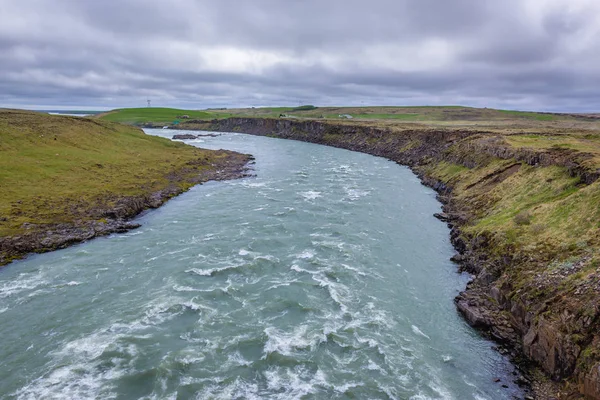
[1,0,599,111]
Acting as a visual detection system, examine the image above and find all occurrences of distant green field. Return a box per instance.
[348,113,423,120]
[99,108,227,124]
[497,109,556,121]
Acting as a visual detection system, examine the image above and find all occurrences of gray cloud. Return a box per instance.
[1,0,599,111]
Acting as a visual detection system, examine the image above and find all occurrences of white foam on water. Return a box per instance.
[311,272,350,314]
[140,299,195,327]
[311,238,346,252]
[264,368,320,400]
[429,381,455,400]
[299,191,322,201]
[55,331,122,360]
[255,254,280,263]
[14,363,122,400]
[16,324,143,400]
[195,378,261,400]
[19,295,211,398]
[265,280,298,291]
[177,353,206,366]
[172,284,201,292]
[0,307,8,314]
[296,250,315,259]
[379,385,400,400]
[326,164,353,174]
[263,325,320,357]
[140,392,178,400]
[333,381,364,394]
[186,264,242,277]
[0,273,47,299]
[227,351,252,367]
[367,359,385,373]
[290,264,319,275]
[411,325,431,340]
[241,181,268,188]
[165,247,190,256]
[121,230,143,236]
[344,187,371,200]
[340,263,367,277]
[354,334,380,350]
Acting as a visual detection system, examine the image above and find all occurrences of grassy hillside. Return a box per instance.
[0,109,248,262]
[98,107,227,125]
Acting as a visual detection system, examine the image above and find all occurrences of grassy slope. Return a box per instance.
[0,109,235,238]
[98,107,230,124]
[421,140,600,395]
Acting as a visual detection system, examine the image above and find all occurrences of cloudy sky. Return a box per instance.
[1,0,599,111]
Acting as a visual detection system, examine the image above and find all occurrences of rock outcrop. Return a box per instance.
[173,133,198,139]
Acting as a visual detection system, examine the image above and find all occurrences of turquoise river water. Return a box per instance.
[0,129,524,399]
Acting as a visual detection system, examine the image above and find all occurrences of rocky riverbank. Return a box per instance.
[0,150,252,266]
[177,117,600,399]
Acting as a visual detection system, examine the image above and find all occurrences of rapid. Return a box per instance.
[0,129,524,399]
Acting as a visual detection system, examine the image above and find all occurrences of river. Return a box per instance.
[0,129,524,399]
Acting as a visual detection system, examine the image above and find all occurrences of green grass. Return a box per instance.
[497,109,556,121]
[351,113,422,120]
[506,134,600,168]
[0,109,234,236]
[426,156,596,257]
[425,161,470,183]
[99,107,224,125]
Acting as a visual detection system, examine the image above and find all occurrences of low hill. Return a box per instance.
[0,109,250,265]
[98,107,223,125]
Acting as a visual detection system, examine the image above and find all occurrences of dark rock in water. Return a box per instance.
[434,212,450,222]
[172,134,198,140]
[450,253,465,263]
[514,375,530,386]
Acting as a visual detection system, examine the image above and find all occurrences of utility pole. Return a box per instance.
[147,99,151,107]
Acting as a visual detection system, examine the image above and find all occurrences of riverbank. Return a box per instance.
[0,110,252,266]
[167,116,600,399]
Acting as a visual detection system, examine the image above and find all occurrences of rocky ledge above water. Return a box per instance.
[172,133,221,139]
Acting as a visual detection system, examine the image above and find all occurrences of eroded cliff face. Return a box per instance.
[180,117,600,399]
